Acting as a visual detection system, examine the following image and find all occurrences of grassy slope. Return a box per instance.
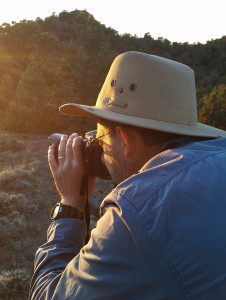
[0,130,112,299]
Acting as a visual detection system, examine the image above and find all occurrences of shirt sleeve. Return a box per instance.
[29,203,145,300]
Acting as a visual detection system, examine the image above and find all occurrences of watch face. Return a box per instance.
[51,203,62,220]
[50,203,84,221]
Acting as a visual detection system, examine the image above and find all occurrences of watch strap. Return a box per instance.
[51,203,84,221]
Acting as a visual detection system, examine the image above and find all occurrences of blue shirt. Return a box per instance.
[29,138,226,299]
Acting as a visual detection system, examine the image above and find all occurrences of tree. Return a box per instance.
[16,58,48,108]
[0,9,226,134]
[198,84,226,130]
[3,58,50,133]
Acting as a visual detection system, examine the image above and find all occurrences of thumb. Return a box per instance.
[48,145,58,174]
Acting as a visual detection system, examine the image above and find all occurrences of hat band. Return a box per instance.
[96,95,197,125]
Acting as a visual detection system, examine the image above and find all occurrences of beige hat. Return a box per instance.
[60,51,226,137]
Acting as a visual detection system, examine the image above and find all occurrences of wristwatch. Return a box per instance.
[50,202,84,221]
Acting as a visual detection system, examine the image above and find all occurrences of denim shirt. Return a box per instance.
[29,138,226,299]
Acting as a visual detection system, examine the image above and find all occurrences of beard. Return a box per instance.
[104,148,131,186]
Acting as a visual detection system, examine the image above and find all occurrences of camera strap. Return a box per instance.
[80,170,90,244]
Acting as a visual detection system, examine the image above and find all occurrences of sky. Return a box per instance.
[0,0,225,44]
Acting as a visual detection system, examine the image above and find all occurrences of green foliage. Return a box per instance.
[0,9,225,133]
[3,100,58,133]
[198,84,226,130]
[3,101,34,132]
[17,58,49,107]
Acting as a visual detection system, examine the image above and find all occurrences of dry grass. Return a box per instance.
[0,192,39,216]
[0,163,38,192]
[0,131,50,299]
[0,130,112,299]
[0,268,30,300]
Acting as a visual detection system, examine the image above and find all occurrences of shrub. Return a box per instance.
[198,84,226,130]
[0,211,27,247]
[0,164,37,192]
[0,268,31,300]
[0,192,39,216]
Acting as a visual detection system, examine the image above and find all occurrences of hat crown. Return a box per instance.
[59,51,226,137]
[96,51,197,125]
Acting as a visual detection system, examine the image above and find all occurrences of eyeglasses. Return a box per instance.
[92,130,115,146]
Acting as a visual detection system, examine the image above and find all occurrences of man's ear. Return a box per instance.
[116,126,135,157]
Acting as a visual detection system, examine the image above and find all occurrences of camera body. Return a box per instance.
[48,130,110,179]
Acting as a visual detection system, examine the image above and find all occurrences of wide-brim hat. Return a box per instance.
[60,51,226,138]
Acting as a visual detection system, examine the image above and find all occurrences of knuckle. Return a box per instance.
[73,137,82,147]
[60,135,68,143]
[48,154,53,163]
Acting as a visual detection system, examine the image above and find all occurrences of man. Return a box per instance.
[29,52,226,299]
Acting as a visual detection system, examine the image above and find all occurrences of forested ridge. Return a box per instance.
[0,9,226,134]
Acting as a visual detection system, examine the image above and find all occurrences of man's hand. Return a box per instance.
[48,133,94,213]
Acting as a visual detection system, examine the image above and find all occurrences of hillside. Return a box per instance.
[0,130,112,299]
[0,9,225,134]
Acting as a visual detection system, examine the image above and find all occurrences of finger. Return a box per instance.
[72,136,84,163]
[58,135,68,164]
[48,145,58,173]
[65,133,78,162]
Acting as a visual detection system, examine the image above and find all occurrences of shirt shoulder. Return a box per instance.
[101,138,226,298]
[112,137,226,205]
[101,137,226,245]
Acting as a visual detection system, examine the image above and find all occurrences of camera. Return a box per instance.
[48,130,110,179]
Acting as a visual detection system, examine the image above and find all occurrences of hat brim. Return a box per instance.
[59,103,226,138]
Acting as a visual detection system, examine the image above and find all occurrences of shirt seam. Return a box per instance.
[114,192,188,299]
[116,149,226,206]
